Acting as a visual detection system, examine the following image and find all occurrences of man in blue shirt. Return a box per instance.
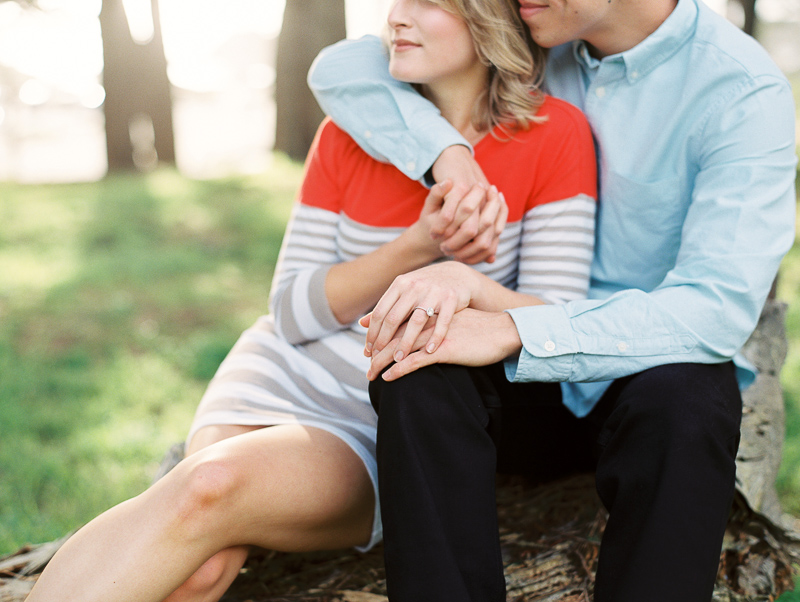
[308,0,797,600]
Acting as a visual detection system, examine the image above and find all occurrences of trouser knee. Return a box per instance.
[599,362,742,453]
[370,364,487,427]
[595,362,742,513]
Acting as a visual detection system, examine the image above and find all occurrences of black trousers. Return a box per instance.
[369,361,742,602]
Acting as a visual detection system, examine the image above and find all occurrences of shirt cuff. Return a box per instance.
[503,304,578,383]
[403,134,472,183]
[308,265,347,333]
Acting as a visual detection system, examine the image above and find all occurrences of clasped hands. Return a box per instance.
[360,145,523,381]
[360,291,521,382]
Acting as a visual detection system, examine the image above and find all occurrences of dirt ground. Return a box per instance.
[1,473,798,602]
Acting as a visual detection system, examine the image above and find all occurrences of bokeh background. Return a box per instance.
[0,0,799,569]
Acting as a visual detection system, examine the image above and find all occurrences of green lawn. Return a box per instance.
[775,73,800,521]
[777,194,800,516]
[0,159,301,552]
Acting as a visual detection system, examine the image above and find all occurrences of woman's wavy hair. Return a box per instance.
[430,0,548,133]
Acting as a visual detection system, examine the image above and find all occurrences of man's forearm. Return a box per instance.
[308,35,469,181]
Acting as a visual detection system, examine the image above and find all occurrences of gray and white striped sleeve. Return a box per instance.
[269,204,344,344]
[516,194,596,305]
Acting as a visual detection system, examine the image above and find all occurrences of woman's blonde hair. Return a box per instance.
[430,0,547,132]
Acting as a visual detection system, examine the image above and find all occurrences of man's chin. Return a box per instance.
[525,29,561,49]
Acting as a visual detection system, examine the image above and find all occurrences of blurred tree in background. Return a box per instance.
[274,0,346,162]
[100,0,175,172]
[735,0,759,35]
[0,0,175,173]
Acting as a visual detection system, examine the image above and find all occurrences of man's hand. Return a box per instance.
[430,146,507,264]
[365,308,523,382]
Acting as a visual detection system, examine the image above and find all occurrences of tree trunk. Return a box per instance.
[274,0,346,162]
[740,0,757,37]
[99,0,175,173]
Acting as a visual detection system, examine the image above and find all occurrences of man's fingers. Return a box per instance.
[381,346,439,382]
[450,223,500,264]
[440,210,481,255]
[366,340,399,380]
[437,184,487,242]
[366,329,431,381]
[440,186,507,260]
[495,192,509,235]
[475,190,500,237]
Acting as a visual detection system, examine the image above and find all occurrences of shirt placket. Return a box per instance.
[581,57,626,131]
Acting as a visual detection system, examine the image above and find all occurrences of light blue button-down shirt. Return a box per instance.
[308,0,797,417]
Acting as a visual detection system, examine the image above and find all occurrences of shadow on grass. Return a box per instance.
[0,158,302,553]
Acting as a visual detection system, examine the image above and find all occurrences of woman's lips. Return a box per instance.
[392,39,421,52]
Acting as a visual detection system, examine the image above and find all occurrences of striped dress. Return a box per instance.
[186,96,597,550]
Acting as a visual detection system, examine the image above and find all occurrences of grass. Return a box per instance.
[775,72,800,521]
[776,197,800,516]
[0,157,302,553]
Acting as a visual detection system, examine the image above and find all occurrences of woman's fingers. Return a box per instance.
[389,306,432,362]
[363,287,403,356]
[434,183,486,242]
[365,278,430,357]
[393,290,458,361]
[442,186,506,264]
[423,298,456,354]
[450,196,505,263]
[362,263,475,360]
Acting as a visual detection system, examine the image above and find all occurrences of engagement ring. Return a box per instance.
[414,306,437,317]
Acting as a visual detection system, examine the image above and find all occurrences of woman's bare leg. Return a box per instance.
[162,424,258,602]
[161,546,249,602]
[25,425,375,602]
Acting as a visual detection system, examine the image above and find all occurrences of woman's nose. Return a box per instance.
[387,0,413,29]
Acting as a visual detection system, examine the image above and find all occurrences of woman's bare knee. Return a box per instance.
[158,426,375,552]
[164,454,247,544]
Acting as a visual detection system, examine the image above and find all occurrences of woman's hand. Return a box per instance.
[407,180,503,261]
[323,177,507,327]
[365,308,522,381]
[359,261,481,361]
[437,183,507,264]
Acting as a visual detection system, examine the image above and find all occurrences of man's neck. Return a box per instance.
[587,0,679,58]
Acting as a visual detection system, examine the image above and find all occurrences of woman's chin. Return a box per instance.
[388,65,423,85]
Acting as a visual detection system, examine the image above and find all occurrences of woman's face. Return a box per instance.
[387,0,480,87]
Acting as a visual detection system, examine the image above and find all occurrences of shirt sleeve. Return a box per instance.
[506,75,797,384]
[516,99,598,305]
[308,35,470,181]
[517,195,596,305]
[268,123,351,344]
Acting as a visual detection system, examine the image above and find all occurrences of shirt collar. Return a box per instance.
[571,0,699,83]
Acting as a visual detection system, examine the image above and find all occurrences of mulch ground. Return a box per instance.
[2,473,798,602]
[221,474,800,602]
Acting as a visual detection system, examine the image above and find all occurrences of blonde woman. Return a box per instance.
[25,1,595,600]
